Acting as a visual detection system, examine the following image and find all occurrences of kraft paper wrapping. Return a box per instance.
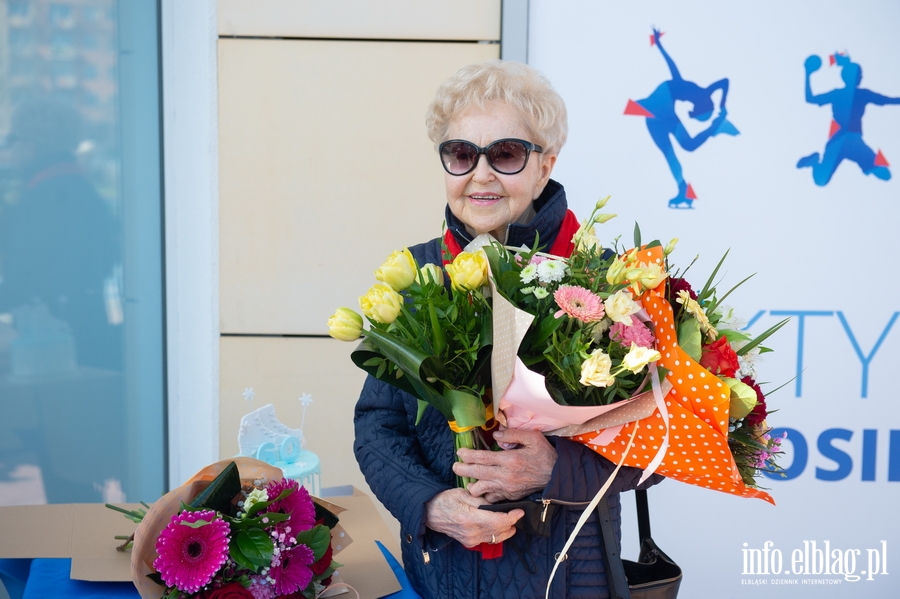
[131,457,286,599]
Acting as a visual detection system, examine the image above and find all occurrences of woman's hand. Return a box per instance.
[424,488,524,547]
[454,428,557,503]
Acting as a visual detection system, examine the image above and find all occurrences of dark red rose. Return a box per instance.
[669,278,697,301]
[700,337,740,378]
[202,582,254,599]
[311,541,334,576]
[742,376,768,427]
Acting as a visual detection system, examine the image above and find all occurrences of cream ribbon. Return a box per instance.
[544,422,639,599]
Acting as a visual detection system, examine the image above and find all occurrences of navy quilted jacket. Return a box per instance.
[353,181,662,598]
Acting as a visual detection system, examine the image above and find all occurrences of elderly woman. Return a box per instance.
[354,61,659,599]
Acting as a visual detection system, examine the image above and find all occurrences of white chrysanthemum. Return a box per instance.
[533,287,550,299]
[520,264,538,284]
[537,259,568,284]
[520,286,535,295]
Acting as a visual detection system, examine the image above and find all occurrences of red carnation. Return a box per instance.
[700,337,740,378]
[202,583,254,599]
[742,376,768,427]
[669,278,697,301]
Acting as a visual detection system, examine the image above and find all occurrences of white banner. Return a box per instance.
[530,1,900,596]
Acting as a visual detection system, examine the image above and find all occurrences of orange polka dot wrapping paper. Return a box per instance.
[571,247,775,504]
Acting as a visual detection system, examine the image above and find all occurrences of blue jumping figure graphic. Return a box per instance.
[797,53,899,186]
[625,29,738,209]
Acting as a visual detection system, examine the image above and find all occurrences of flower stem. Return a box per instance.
[454,429,477,490]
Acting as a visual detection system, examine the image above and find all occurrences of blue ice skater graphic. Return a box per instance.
[625,29,739,209]
[797,53,899,186]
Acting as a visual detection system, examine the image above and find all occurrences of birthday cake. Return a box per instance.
[238,402,321,495]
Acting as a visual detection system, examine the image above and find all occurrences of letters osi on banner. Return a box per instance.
[746,309,900,483]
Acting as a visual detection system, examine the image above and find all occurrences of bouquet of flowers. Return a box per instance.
[110,458,342,599]
[329,197,786,503]
[328,248,494,490]
[482,198,787,500]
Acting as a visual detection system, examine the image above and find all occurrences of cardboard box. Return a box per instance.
[0,487,402,599]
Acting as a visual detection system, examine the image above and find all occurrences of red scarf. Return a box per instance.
[442,209,581,262]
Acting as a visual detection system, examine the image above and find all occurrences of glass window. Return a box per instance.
[0,0,164,505]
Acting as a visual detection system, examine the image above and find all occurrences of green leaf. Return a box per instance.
[736,318,790,357]
[294,524,332,561]
[721,377,758,420]
[178,517,213,528]
[190,461,241,515]
[698,249,730,303]
[529,313,563,348]
[678,318,702,362]
[230,528,274,572]
[415,398,429,425]
[633,222,642,249]
[230,511,290,530]
[719,328,751,344]
[443,388,488,430]
[428,304,446,357]
[707,273,755,316]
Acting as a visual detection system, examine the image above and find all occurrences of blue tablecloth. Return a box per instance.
[0,558,138,599]
[0,542,420,599]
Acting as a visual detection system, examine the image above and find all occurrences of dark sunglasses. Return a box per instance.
[439,138,543,176]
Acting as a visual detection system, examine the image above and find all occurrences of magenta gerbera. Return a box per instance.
[263,478,316,534]
[270,543,316,595]
[553,285,605,323]
[153,509,230,594]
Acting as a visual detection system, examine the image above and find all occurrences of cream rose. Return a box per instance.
[604,290,641,325]
[621,343,662,374]
[580,349,616,387]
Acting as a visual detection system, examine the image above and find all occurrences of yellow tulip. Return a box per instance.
[416,263,444,286]
[359,283,402,324]
[446,251,488,291]
[374,248,417,291]
[327,307,363,341]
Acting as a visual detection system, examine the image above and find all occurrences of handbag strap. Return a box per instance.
[597,489,653,599]
[635,488,651,544]
[597,496,632,599]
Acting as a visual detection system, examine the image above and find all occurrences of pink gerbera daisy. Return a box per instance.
[270,543,316,595]
[153,509,230,594]
[609,321,654,348]
[263,478,316,534]
[554,285,606,323]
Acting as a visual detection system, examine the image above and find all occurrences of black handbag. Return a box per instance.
[598,489,682,599]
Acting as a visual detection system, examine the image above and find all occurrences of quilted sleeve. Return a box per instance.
[353,375,453,541]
